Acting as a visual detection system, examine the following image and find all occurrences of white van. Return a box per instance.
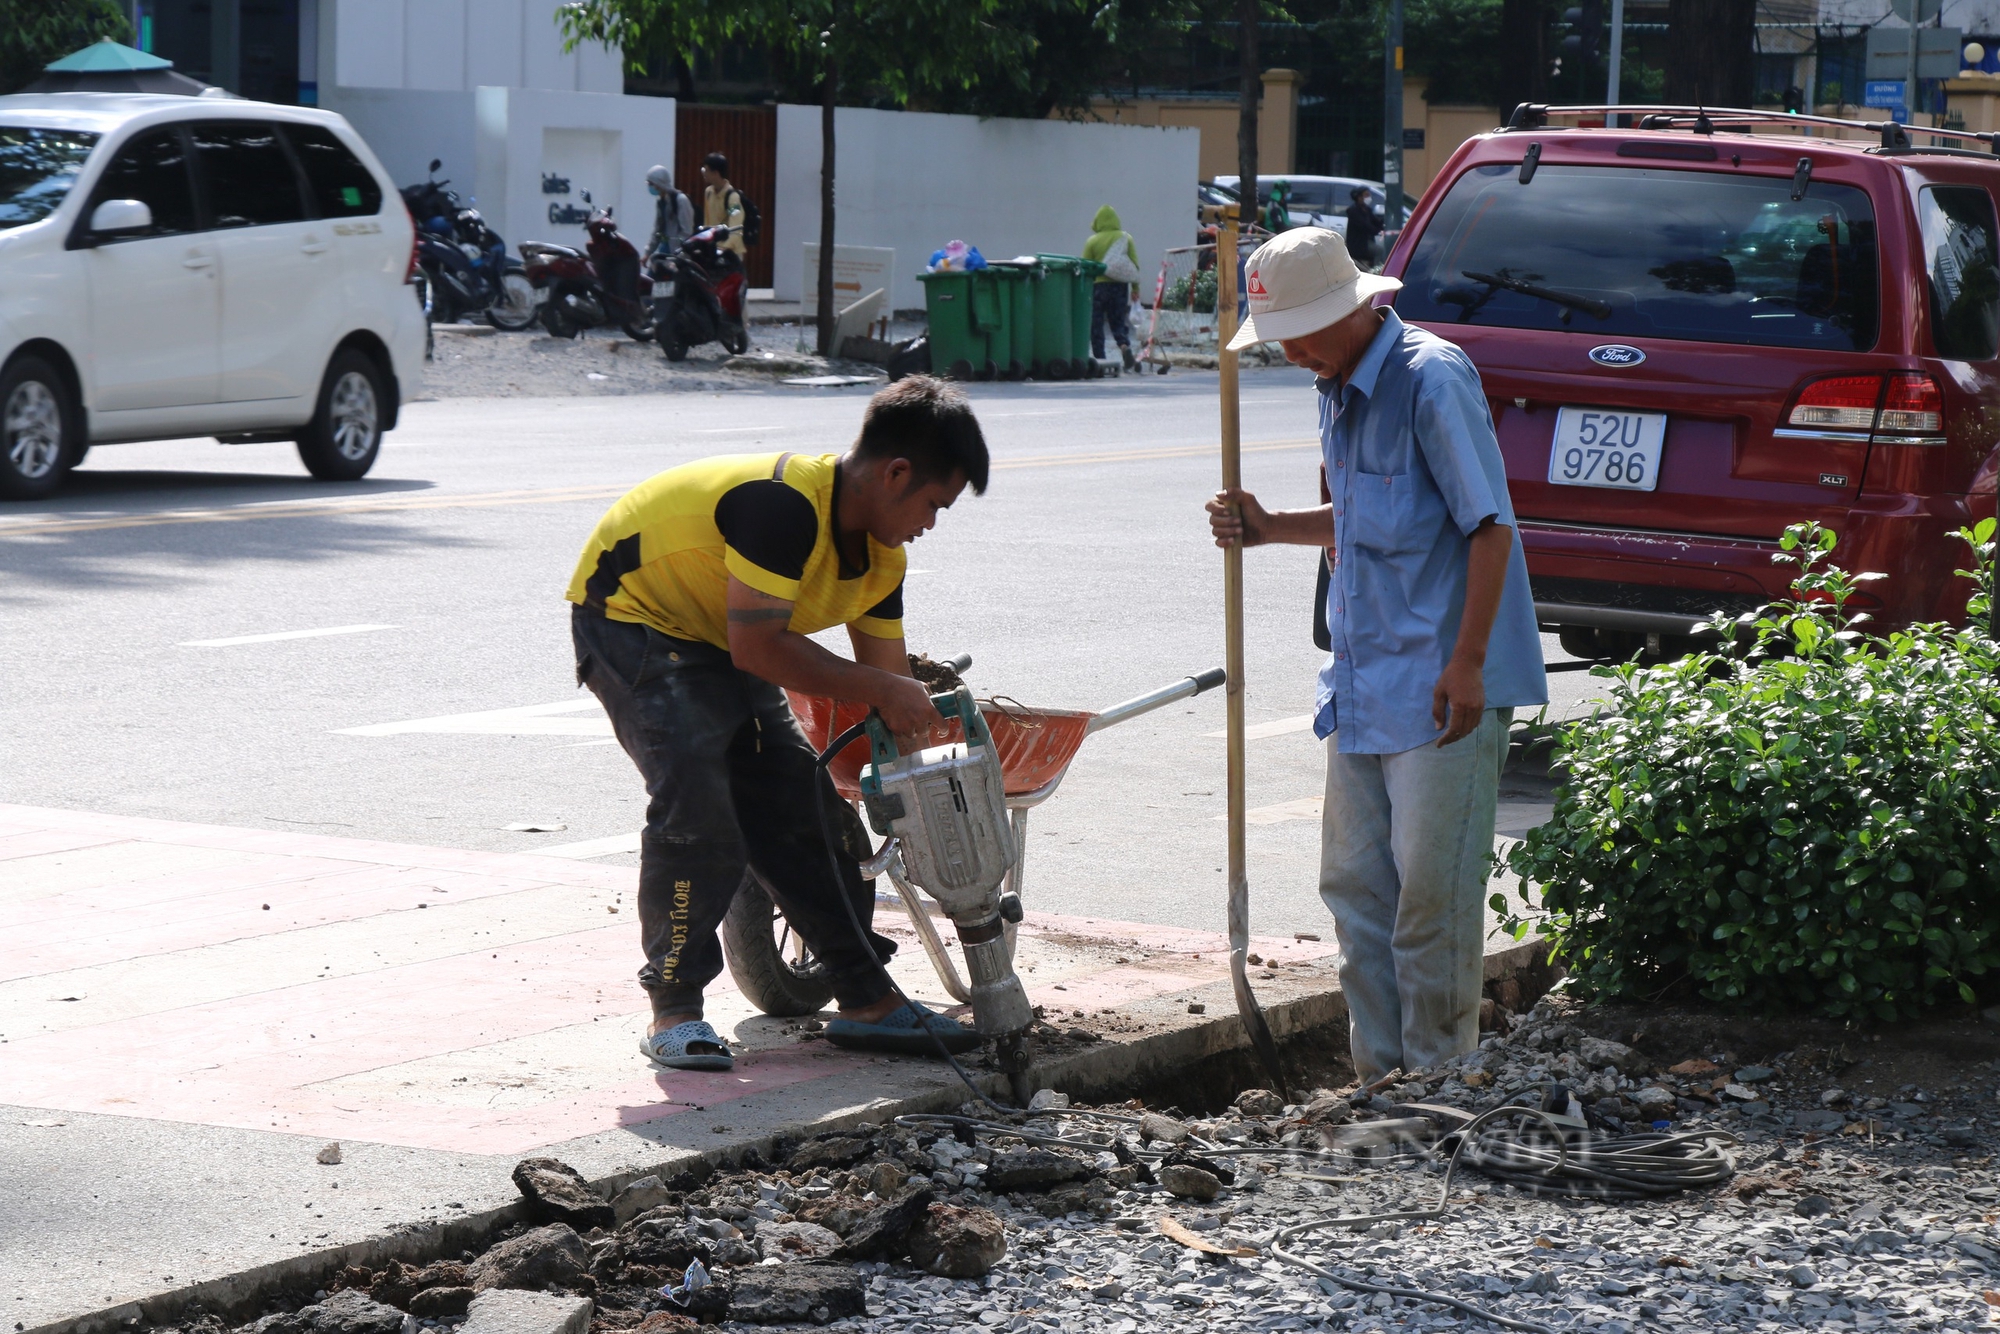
[0,93,426,498]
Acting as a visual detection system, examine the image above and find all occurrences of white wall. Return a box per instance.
[772,105,1200,311]
[328,0,622,93]
[324,85,674,249]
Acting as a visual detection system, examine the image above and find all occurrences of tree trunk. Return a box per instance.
[816,52,837,358]
[1496,0,1550,122]
[1236,0,1258,225]
[1664,0,1755,106]
[674,55,696,103]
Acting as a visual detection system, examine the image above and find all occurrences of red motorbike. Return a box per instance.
[520,193,653,340]
[649,224,750,360]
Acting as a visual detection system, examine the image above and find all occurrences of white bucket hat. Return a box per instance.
[1226,226,1402,350]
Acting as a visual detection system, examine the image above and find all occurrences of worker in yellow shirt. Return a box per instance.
[700,151,747,261]
[567,376,988,1071]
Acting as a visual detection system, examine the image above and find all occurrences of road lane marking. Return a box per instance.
[531,832,642,859]
[180,624,396,648]
[0,440,1318,538]
[1203,714,1315,740]
[337,699,610,737]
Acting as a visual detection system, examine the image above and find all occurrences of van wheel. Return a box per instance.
[0,356,76,500]
[296,349,385,481]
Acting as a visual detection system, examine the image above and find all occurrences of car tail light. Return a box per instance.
[1877,373,1943,434]
[1785,375,1882,429]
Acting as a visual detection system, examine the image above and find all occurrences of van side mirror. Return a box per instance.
[89,198,152,236]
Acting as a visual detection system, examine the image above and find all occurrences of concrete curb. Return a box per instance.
[32,939,1552,1334]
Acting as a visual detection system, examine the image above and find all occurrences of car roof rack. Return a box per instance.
[1502,102,1998,155]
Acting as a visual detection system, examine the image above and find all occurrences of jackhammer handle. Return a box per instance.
[1191,666,1227,694]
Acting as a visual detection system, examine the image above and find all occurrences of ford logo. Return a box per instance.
[1588,344,1646,367]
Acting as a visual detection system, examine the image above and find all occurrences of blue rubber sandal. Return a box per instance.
[825,1001,981,1056]
[638,1020,735,1071]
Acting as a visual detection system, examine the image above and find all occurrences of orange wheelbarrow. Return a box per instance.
[719,660,1225,1015]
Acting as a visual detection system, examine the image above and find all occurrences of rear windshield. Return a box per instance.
[0,127,99,230]
[1398,163,1880,352]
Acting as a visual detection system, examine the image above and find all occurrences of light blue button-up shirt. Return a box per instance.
[1313,308,1547,753]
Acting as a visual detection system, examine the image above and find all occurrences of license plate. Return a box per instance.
[1548,407,1667,491]
[651,279,675,297]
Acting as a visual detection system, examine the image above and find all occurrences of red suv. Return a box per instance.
[1387,105,2000,657]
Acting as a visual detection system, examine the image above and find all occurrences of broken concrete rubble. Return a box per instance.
[244,1290,404,1334]
[511,1158,615,1232]
[905,1203,1007,1278]
[466,1224,591,1294]
[725,1264,867,1325]
[457,1290,590,1334]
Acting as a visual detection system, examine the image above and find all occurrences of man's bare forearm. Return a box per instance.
[1452,520,1513,668]
[731,628,907,707]
[1258,503,1336,546]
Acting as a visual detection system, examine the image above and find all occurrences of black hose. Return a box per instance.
[812,718,1018,1117]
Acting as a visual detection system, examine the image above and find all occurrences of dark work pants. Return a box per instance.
[1090,282,1131,357]
[571,607,896,1020]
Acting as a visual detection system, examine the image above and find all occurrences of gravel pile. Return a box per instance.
[177,993,2000,1334]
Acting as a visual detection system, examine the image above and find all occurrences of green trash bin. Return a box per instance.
[917,268,1002,381]
[1036,254,1100,379]
[1029,255,1077,379]
[987,262,1037,380]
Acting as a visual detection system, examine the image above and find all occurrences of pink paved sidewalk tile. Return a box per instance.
[0,805,1335,1157]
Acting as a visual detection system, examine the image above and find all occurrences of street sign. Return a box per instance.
[1890,0,1942,22]
[1865,26,1963,80]
[1865,78,1907,108]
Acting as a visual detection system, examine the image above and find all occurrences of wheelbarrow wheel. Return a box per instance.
[723,872,837,1017]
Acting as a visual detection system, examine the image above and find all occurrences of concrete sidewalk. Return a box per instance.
[2,804,1403,1334]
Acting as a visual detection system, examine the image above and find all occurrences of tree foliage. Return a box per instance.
[0,0,130,96]
[1502,521,2000,1022]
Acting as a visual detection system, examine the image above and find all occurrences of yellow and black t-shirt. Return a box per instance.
[566,451,906,650]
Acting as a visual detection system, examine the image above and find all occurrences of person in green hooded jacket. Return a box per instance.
[1082,205,1142,370]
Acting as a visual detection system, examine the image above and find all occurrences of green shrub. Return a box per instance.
[1500,520,2000,1021]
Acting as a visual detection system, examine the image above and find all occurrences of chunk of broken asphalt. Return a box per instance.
[1158,1164,1223,1202]
[756,1220,842,1261]
[511,1157,614,1231]
[907,1203,1008,1278]
[981,1148,1093,1192]
[406,1288,472,1319]
[788,1132,876,1173]
[838,1185,936,1259]
[726,1263,866,1325]
[610,1173,673,1225]
[466,1223,591,1293]
[245,1290,405,1334]
[458,1290,590,1334]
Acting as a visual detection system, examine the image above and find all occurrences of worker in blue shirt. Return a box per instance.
[1205,227,1547,1083]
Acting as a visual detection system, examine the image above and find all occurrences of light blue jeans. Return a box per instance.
[1320,708,1508,1083]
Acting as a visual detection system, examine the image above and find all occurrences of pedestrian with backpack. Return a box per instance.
[1082,205,1142,370]
[700,151,759,261]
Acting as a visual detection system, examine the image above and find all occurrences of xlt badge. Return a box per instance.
[1820,472,1848,487]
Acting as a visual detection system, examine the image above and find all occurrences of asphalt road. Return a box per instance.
[0,369,1603,943]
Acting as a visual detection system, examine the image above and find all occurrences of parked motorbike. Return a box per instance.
[520,192,654,341]
[648,224,749,361]
[399,160,536,331]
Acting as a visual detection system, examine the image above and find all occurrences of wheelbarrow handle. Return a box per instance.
[1086,667,1229,735]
